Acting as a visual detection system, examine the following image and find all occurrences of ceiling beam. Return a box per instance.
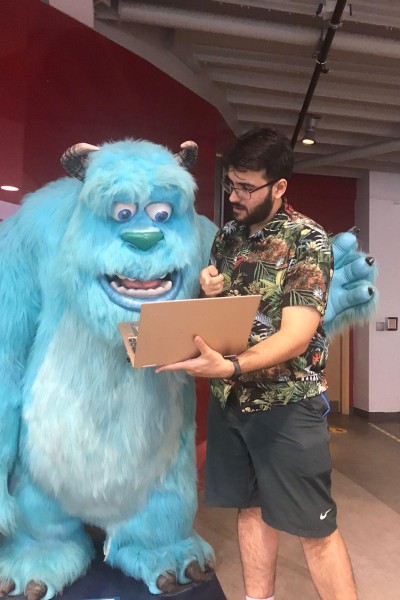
[207,68,400,106]
[234,107,400,138]
[193,49,400,87]
[226,89,400,123]
[295,139,400,169]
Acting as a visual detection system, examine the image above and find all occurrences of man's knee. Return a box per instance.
[238,507,262,521]
[299,527,338,550]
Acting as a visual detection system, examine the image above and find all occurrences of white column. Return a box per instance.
[0,200,19,220]
[354,172,400,415]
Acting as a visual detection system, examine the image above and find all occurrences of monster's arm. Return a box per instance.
[325,230,377,337]
[0,213,42,534]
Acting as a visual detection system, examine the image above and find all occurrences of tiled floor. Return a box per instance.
[194,413,400,600]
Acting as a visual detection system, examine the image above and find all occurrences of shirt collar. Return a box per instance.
[245,199,290,239]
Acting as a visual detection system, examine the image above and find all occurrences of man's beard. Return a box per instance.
[233,187,274,227]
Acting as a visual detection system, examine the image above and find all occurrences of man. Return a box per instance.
[157,128,357,600]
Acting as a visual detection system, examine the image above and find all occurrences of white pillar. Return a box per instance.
[354,172,400,416]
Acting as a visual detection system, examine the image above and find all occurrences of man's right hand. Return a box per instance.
[200,265,224,297]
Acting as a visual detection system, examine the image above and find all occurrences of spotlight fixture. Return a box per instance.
[302,115,320,145]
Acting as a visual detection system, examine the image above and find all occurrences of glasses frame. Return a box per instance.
[221,177,280,200]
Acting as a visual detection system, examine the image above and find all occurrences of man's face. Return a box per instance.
[225,168,277,228]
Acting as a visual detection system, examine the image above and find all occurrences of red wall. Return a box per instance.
[1,1,356,231]
[0,0,234,219]
[289,173,356,234]
[223,173,356,235]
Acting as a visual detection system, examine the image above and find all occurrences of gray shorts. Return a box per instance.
[205,391,337,538]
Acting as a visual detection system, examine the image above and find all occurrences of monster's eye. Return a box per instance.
[112,202,137,222]
[145,203,172,223]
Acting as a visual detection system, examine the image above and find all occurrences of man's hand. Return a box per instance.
[200,265,224,297]
[155,336,235,379]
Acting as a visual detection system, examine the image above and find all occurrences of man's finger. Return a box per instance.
[155,359,193,373]
[193,336,213,355]
[208,265,219,277]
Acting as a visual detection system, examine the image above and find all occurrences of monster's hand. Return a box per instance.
[324,230,378,337]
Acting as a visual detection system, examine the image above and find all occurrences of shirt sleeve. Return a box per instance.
[282,226,333,316]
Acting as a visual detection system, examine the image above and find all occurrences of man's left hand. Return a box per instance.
[155,336,235,379]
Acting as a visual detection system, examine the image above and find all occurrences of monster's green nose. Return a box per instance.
[121,231,164,251]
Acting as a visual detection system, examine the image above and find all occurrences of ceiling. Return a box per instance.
[91,2,400,176]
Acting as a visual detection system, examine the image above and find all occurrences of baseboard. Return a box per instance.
[352,407,400,423]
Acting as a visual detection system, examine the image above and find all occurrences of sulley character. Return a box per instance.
[0,138,376,600]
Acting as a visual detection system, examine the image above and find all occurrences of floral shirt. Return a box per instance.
[210,201,333,412]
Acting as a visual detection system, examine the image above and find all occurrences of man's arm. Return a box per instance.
[155,304,320,378]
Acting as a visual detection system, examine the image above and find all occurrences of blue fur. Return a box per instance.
[0,138,376,597]
[0,139,215,596]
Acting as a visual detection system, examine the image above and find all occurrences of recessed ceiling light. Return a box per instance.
[1,185,19,191]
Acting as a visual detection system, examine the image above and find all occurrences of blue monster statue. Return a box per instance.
[0,138,376,600]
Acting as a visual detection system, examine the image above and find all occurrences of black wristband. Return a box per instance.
[227,355,241,382]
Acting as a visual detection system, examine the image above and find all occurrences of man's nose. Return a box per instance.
[229,189,240,202]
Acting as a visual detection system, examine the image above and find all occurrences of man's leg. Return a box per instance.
[300,529,357,600]
[238,507,279,599]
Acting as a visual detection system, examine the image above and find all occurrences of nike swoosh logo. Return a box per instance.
[320,509,332,520]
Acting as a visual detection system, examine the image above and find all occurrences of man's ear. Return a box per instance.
[275,178,288,199]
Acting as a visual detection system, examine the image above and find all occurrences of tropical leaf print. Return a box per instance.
[209,202,332,411]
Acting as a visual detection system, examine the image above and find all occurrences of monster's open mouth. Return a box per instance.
[99,271,182,311]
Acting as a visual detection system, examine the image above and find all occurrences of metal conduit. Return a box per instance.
[291,0,349,148]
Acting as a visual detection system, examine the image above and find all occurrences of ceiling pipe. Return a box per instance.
[290,0,348,148]
[295,139,400,169]
[118,2,316,44]
[118,3,400,59]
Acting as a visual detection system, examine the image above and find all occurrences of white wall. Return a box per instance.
[354,172,400,414]
[49,0,94,27]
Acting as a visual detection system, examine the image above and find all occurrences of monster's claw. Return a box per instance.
[25,580,47,600]
[157,572,193,595]
[0,579,15,597]
[366,256,375,266]
[157,571,179,594]
[349,226,360,235]
[156,568,208,596]
[368,287,374,296]
[185,560,214,583]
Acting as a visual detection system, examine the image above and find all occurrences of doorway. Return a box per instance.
[325,329,350,414]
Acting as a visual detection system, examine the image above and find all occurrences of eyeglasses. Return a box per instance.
[221,177,279,200]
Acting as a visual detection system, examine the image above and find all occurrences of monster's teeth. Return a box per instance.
[115,273,168,283]
[116,274,136,282]
[112,279,173,298]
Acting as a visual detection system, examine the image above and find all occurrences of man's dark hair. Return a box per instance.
[223,128,294,181]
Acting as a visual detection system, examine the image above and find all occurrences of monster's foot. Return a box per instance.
[107,531,215,595]
[0,532,94,600]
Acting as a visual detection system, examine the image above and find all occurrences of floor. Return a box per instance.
[194,413,400,600]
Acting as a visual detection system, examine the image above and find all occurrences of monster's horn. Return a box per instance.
[177,141,198,170]
[60,143,99,180]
